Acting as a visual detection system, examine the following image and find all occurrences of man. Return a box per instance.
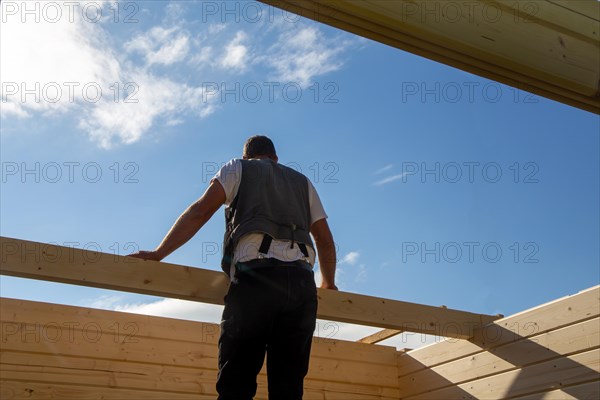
[131,135,337,400]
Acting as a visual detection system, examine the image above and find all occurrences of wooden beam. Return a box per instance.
[358,329,403,344]
[0,236,500,339]
[0,236,231,306]
[547,0,600,18]
[317,286,499,338]
[0,381,214,400]
[398,317,600,397]
[397,285,600,377]
[258,0,600,114]
[404,348,600,399]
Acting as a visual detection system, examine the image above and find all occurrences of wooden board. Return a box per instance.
[258,0,600,114]
[395,285,600,399]
[398,317,600,397]
[0,381,214,400]
[0,298,401,399]
[0,236,500,338]
[358,329,403,344]
[0,380,399,400]
[397,285,600,376]
[404,348,600,399]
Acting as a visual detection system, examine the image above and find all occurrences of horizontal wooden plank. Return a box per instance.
[397,285,600,377]
[358,329,403,344]
[0,325,398,389]
[1,322,219,370]
[0,236,500,338]
[0,297,399,366]
[248,375,399,400]
[0,297,222,345]
[353,0,598,91]
[258,0,600,114]
[0,364,216,396]
[0,380,398,400]
[495,0,599,42]
[511,380,600,399]
[547,0,600,19]
[405,348,600,399]
[0,236,231,306]
[317,289,498,339]
[0,356,398,399]
[1,350,400,398]
[0,380,214,400]
[398,317,600,397]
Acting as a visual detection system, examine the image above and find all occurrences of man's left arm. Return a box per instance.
[129,180,226,261]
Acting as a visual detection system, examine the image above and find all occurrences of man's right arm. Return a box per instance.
[310,218,338,290]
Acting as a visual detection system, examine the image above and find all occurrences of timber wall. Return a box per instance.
[396,286,600,399]
[0,298,400,400]
[1,287,598,399]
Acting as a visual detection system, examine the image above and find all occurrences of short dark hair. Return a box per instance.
[243,135,277,159]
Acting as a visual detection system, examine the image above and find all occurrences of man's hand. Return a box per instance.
[128,250,163,262]
[320,282,338,290]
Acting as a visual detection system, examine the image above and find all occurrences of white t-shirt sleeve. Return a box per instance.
[308,179,328,226]
[210,159,241,206]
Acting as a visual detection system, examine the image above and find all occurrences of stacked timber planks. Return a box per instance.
[0,298,400,399]
[396,286,600,399]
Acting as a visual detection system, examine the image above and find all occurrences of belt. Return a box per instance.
[235,257,313,273]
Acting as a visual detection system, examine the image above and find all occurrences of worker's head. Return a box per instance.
[242,135,278,162]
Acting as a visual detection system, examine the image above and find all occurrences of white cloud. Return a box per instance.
[1,2,121,117]
[340,251,360,265]
[0,101,30,119]
[79,71,212,148]
[190,46,214,67]
[1,4,214,148]
[114,298,225,323]
[1,4,358,147]
[82,294,126,309]
[165,2,185,21]
[374,172,409,186]
[221,31,249,70]
[314,320,439,350]
[81,294,224,323]
[209,23,227,35]
[379,332,445,350]
[265,26,348,87]
[375,164,394,174]
[315,319,379,342]
[124,26,190,66]
[314,267,323,286]
[166,118,184,127]
[355,264,368,283]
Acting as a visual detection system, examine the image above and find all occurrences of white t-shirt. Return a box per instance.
[211,159,327,276]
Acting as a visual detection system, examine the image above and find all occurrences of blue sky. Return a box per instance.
[1,0,599,348]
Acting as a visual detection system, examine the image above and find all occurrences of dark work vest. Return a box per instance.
[221,158,315,275]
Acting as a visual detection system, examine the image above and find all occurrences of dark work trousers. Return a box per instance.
[216,261,318,400]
